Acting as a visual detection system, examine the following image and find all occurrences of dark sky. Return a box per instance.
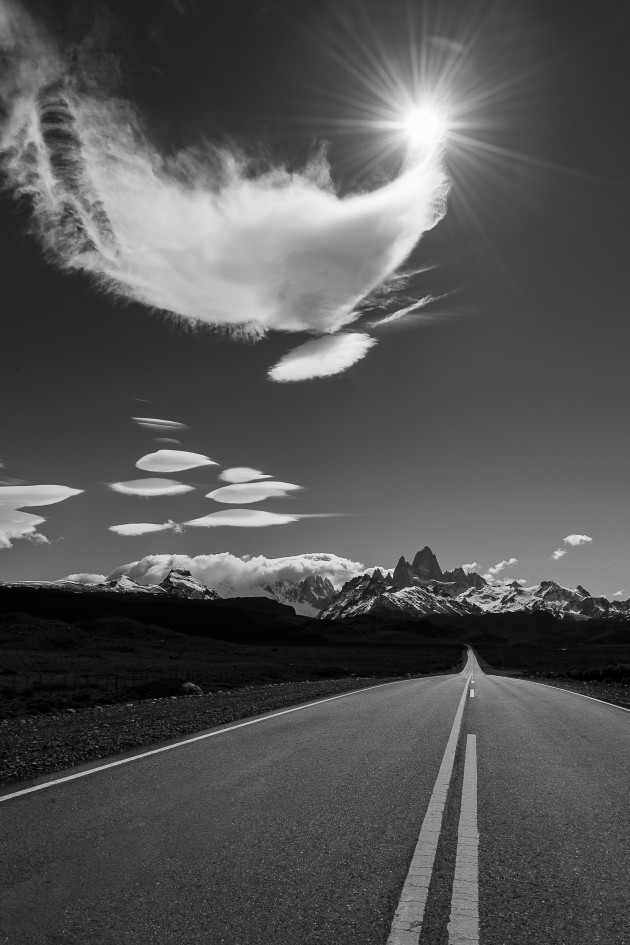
[1,0,629,594]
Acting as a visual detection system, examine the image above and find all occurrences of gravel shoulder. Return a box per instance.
[518,674,630,710]
[0,675,407,788]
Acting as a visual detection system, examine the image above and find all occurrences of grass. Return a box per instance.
[474,643,630,681]
[0,612,466,716]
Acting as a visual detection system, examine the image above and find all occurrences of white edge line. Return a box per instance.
[0,675,452,803]
[499,675,630,714]
[471,649,630,714]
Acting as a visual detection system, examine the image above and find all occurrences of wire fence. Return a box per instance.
[0,663,361,696]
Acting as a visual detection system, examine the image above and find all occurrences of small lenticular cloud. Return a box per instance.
[186,509,301,528]
[269,334,377,382]
[219,467,271,483]
[109,478,195,497]
[206,481,302,504]
[132,418,188,432]
[136,450,216,472]
[109,522,175,536]
[0,1,448,381]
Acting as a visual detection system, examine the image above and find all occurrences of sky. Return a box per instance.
[0,0,629,597]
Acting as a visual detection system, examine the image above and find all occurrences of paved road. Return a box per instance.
[1,650,628,944]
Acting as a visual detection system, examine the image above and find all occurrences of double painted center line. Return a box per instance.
[448,735,479,944]
[387,678,480,945]
[386,675,471,944]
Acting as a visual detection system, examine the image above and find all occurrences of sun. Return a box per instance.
[401,103,450,150]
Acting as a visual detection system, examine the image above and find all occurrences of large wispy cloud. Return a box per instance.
[0,0,448,380]
[105,551,379,593]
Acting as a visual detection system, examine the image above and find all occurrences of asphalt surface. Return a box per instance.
[1,650,629,944]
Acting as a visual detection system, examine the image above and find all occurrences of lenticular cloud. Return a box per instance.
[136,450,216,473]
[0,484,83,506]
[268,333,377,382]
[219,467,271,483]
[109,522,175,536]
[109,478,194,497]
[131,418,188,432]
[186,509,301,528]
[206,481,302,504]
[0,1,449,380]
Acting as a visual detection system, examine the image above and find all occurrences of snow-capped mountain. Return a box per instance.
[158,569,221,601]
[459,579,630,621]
[319,567,479,621]
[262,575,336,617]
[320,548,629,622]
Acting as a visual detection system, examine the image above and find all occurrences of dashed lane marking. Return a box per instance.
[470,690,475,698]
[448,734,479,944]
[386,672,471,944]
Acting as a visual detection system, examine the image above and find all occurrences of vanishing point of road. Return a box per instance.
[1,649,629,944]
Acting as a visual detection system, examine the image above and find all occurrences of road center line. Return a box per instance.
[470,690,475,698]
[448,734,479,945]
[386,673,471,945]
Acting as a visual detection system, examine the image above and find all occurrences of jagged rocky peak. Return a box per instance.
[297,574,335,608]
[159,568,221,601]
[392,555,416,588]
[412,546,444,581]
[442,567,487,590]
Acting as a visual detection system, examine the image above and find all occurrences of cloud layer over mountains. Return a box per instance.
[0,0,448,381]
[100,552,380,595]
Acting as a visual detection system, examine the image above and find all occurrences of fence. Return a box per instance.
[1,663,359,696]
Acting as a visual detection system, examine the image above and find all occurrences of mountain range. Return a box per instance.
[1,546,628,625]
[318,547,629,622]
